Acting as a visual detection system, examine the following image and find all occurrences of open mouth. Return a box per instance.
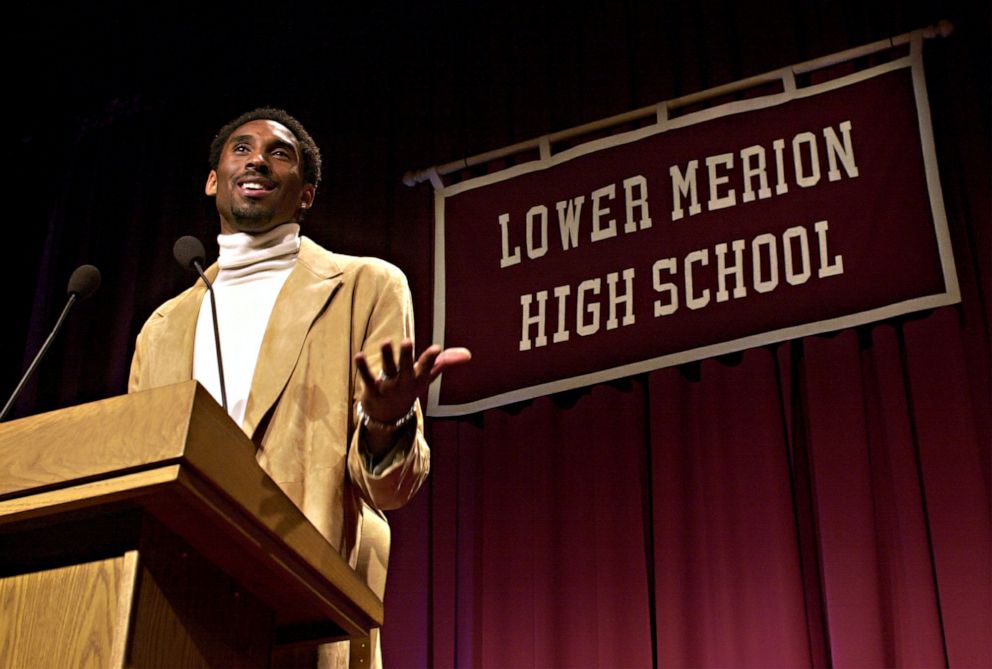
[236,176,277,198]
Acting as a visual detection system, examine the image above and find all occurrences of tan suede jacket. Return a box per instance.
[128,237,429,571]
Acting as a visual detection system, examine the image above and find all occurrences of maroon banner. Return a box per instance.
[429,46,957,415]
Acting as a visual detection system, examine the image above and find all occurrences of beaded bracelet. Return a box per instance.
[356,400,416,431]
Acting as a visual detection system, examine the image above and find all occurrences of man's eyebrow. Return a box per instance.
[228,134,298,155]
[269,138,298,154]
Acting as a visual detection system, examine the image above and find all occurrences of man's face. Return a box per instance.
[205,119,315,235]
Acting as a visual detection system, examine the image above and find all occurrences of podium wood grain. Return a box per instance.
[0,552,137,668]
[0,381,381,667]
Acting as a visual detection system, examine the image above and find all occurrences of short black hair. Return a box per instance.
[209,107,322,188]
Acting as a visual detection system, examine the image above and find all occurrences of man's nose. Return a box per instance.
[246,151,270,173]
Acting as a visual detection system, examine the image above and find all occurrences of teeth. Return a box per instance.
[243,183,264,190]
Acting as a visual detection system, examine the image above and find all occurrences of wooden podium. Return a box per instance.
[0,381,382,667]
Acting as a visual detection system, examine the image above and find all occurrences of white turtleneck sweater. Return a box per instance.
[193,223,301,428]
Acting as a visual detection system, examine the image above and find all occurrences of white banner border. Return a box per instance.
[428,35,960,417]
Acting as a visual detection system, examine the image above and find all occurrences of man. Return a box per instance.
[128,108,468,667]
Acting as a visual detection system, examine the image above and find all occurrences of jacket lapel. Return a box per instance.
[242,238,343,438]
[149,266,217,387]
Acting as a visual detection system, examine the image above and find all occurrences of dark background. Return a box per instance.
[3,0,986,416]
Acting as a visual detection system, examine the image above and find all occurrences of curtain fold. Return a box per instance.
[649,352,812,668]
[396,307,988,667]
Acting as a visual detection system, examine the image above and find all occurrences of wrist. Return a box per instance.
[356,400,416,432]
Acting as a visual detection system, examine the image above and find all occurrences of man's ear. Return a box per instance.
[300,184,316,209]
[205,170,218,196]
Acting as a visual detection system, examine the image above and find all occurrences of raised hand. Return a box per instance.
[355,339,471,426]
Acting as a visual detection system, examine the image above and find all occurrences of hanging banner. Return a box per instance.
[428,36,958,416]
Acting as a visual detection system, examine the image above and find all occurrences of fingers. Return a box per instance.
[398,339,416,378]
[355,339,414,392]
[414,344,442,379]
[428,347,472,382]
[354,352,379,394]
[380,340,399,379]
[355,341,470,394]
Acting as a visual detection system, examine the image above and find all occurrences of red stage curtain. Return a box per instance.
[386,312,989,667]
[383,12,990,668]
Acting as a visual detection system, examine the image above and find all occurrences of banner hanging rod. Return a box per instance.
[402,20,953,187]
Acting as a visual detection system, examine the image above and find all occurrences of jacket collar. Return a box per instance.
[157,237,343,438]
[241,237,343,437]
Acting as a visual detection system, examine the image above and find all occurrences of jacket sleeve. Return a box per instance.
[128,321,149,393]
[346,260,430,511]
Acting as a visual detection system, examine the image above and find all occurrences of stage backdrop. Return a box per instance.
[384,20,990,669]
[429,35,958,416]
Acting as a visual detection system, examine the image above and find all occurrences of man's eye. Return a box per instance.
[233,144,249,153]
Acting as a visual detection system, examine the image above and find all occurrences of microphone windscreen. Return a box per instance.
[173,236,206,270]
[67,264,101,299]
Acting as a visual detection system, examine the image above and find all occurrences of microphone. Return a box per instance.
[68,264,102,300]
[173,236,228,413]
[1,264,102,421]
[173,235,206,271]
